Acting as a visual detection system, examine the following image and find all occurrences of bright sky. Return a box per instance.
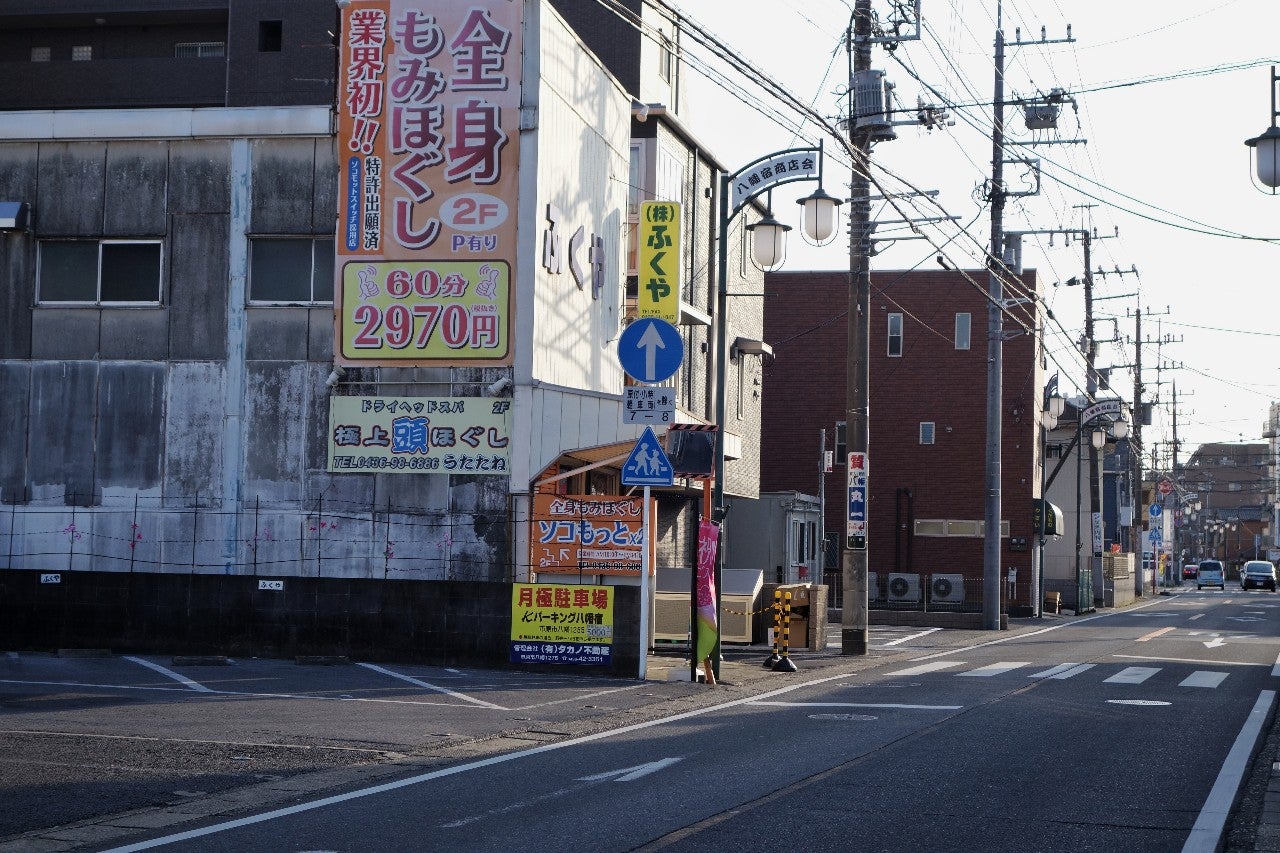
[670,0,1280,463]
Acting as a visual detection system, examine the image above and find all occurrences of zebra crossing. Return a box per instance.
[886,659,1237,688]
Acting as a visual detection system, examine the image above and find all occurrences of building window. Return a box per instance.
[955,312,971,350]
[176,42,226,59]
[71,45,92,61]
[38,240,163,304]
[258,21,283,52]
[658,36,674,82]
[30,47,51,62]
[887,312,903,356]
[249,238,334,303]
[920,422,935,445]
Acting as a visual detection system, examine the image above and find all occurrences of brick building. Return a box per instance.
[761,268,1048,613]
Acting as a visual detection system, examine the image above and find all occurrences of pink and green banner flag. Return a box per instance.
[695,520,719,663]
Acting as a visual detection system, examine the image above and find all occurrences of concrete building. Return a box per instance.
[0,0,771,663]
[760,268,1049,616]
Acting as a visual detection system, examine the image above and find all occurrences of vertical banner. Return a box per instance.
[636,201,681,323]
[847,452,868,550]
[695,520,719,664]
[335,1,521,365]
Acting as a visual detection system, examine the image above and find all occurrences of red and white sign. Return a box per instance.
[1158,478,1173,495]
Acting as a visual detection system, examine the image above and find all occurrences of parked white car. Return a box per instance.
[1240,560,1277,591]
[1197,559,1226,590]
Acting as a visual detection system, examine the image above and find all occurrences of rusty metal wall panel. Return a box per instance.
[36,142,106,236]
[32,309,99,360]
[244,361,307,503]
[169,140,232,215]
[245,307,308,361]
[168,213,228,360]
[163,361,224,501]
[95,362,164,490]
[100,309,169,360]
[104,141,169,237]
[249,138,315,235]
[0,362,30,503]
[28,361,98,503]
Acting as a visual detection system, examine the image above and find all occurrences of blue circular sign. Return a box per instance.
[1149,504,1162,518]
[617,318,684,384]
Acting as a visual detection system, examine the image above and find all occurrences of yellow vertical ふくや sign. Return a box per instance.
[637,201,681,323]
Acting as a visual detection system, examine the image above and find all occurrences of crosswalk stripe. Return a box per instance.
[887,661,966,677]
[957,662,1030,677]
[1029,663,1095,680]
[1105,666,1160,684]
[1180,671,1229,688]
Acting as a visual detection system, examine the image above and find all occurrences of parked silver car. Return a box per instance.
[1240,560,1277,591]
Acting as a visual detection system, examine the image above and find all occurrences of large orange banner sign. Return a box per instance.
[335,1,521,365]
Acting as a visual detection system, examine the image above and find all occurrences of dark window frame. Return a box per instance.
[248,236,335,305]
[37,239,164,306]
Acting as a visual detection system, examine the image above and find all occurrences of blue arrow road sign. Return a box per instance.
[618,317,684,384]
[1149,504,1162,518]
[621,426,674,487]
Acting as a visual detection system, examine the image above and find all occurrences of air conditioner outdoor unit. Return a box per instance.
[868,571,881,601]
[886,572,920,604]
[654,592,690,642]
[930,573,965,604]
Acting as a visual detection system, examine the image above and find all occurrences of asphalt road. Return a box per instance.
[4,586,1278,852]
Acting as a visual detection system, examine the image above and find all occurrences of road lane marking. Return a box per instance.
[1183,691,1276,853]
[578,757,684,782]
[1114,655,1263,667]
[1272,652,1280,677]
[96,668,870,852]
[1189,614,1205,621]
[1028,663,1095,680]
[750,701,962,710]
[1137,627,1176,642]
[123,657,212,693]
[885,661,965,676]
[356,662,508,710]
[1180,671,1229,689]
[0,679,484,708]
[1104,666,1160,684]
[879,627,943,647]
[957,662,1030,677]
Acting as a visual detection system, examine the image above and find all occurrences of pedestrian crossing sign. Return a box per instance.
[621,426,673,487]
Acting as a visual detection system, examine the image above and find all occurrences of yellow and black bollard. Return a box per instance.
[772,590,799,672]
[763,589,782,668]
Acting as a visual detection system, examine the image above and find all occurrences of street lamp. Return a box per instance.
[1244,65,1280,193]
[1047,394,1129,612]
[710,143,841,678]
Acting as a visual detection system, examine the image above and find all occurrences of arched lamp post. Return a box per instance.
[708,143,841,678]
[1047,394,1130,612]
[1244,65,1280,193]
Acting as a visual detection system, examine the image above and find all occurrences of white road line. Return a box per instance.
[0,679,478,707]
[885,661,966,677]
[879,627,943,647]
[1183,690,1276,853]
[1104,666,1160,685]
[1189,614,1205,621]
[749,701,962,711]
[1271,651,1280,677]
[1114,655,1265,667]
[100,668,860,852]
[956,662,1029,677]
[510,684,642,712]
[1137,627,1176,642]
[123,657,212,693]
[1180,671,1229,689]
[357,663,507,710]
[1029,663,1095,680]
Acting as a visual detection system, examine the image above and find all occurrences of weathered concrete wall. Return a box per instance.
[0,133,511,581]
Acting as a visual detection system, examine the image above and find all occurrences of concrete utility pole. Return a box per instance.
[1082,230,1101,604]
[981,2,1008,631]
[1132,303,1143,564]
[842,0,872,655]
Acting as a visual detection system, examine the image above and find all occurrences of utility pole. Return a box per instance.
[981,2,1008,632]
[842,0,872,655]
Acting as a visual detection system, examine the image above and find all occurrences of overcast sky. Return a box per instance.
[670,0,1280,464]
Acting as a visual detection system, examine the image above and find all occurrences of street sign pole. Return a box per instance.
[638,485,649,681]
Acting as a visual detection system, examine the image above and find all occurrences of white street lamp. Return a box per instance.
[1244,65,1280,193]
[711,142,839,676]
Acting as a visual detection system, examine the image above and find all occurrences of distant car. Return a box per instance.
[1182,564,1198,580]
[1197,559,1226,590]
[1241,560,1277,591]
